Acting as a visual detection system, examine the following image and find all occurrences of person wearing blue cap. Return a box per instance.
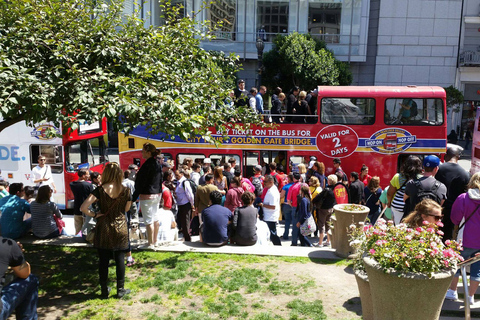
[403,155,447,220]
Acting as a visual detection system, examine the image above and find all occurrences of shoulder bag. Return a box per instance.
[453,203,480,241]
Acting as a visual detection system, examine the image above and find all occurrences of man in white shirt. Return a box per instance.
[31,155,56,193]
[259,175,282,245]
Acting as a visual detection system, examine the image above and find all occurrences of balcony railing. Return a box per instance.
[459,51,480,66]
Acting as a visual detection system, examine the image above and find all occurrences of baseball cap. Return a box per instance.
[204,158,212,164]
[162,162,172,168]
[310,156,317,161]
[423,155,440,168]
[308,160,315,169]
[255,164,262,171]
[446,143,463,158]
[238,79,245,84]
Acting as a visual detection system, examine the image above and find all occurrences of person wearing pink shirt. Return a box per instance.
[287,172,307,246]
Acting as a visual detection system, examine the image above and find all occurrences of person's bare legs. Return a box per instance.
[153,221,160,245]
[469,280,480,301]
[449,276,460,291]
[145,223,154,245]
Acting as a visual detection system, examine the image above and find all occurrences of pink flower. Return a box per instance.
[430,242,437,248]
[427,228,435,233]
[419,240,425,244]
[406,228,413,233]
[443,260,449,268]
[415,254,424,259]
[369,249,376,255]
[416,227,423,232]
[405,235,412,241]
[436,221,444,227]
[437,230,444,236]
[422,221,429,225]
[400,253,407,258]
[363,225,371,232]
[445,240,451,246]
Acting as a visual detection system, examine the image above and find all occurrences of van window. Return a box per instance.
[65,138,107,172]
[30,145,63,173]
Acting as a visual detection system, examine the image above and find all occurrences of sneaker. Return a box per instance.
[117,288,131,299]
[323,242,331,247]
[445,289,458,301]
[126,259,135,267]
[469,295,475,305]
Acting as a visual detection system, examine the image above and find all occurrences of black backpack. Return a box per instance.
[404,179,442,216]
[251,176,263,197]
[183,179,197,196]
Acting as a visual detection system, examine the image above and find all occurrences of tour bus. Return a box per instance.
[0,119,108,209]
[118,86,447,186]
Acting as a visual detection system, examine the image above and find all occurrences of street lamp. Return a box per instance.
[256,37,265,88]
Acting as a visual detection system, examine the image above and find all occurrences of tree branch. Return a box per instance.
[0,114,25,133]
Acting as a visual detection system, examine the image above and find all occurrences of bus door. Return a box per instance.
[243,151,258,178]
[260,151,279,175]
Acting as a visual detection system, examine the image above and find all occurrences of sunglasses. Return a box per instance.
[39,159,46,161]
[425,214,443,221]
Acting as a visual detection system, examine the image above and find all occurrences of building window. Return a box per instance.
[257,1,289,42]
[308,1,341,43]
[207,0,237,41]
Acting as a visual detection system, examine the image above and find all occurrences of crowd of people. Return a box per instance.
[1,140,479,316]
[230,79,318,124]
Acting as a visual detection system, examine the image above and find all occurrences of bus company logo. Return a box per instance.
[30,124,60,140]
[366,128,417,154]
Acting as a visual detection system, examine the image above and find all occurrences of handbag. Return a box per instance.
[300,214,317,236]
[54,215,65,235]
[453,203,480,241]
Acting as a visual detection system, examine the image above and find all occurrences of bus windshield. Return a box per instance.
[65,137,108,172]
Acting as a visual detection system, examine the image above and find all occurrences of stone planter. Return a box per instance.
[329,215,337,249]
[333,204,369,258]
[363,256,455,320]
[354,269,373,320]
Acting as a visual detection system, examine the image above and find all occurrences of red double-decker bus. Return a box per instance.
[118,86,447,186]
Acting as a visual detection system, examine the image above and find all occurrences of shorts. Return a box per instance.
[455,247,480,282]
[317,208,333,233]
[139,198,160,225]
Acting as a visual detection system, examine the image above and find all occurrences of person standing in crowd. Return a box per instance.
[271,88,283,123]
[333,173,349,204]
[446,172,480,304]
[70,169,93,235]
[224,177,244,213]
[387,155,423,225]
[436,144,470,240]
[349,172,364,204]
[364,177,382,225]
[404,155,446,218]
[312,174,337,247]
[311,161,327,189]
[294,91,308,124]
[296,186,313,247]
[308,176,322,237]
[31,155,57,195]
[127,164,138,181]
[255,86,266,115]
[305,89,318,124]
[333,158,348,183]
[231,192,258,246]
[274,151,287,168]
[213,167,228,194]
[0,180,9,198]
[359,164,372,186]
[175,169,195,242]
[447,130,458,144]
[0,238,39,319]
[201,191,232,246]
[122,169,136,267]
[234,79,248,107]
[30,186,66,239]
[0,183,31,239]
[287,172,305,246]
[157,179,178,245]
[228,158,237,175]
[80,162,132,299]
[250,165,265,197]
[297,163,307,183]
[195,174,221,219]
[258,175,281,245]
[286,86,299,123]
[274,164,286,191]
[199,165,212,186]
[222,163,233,189]
[90,171,102,188]
[247,87,258,113]
[132,143,162,249]
[465,129,472,151]
[281,173,294,240]
[190,163,201,186]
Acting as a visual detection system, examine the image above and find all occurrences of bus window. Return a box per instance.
[65,138,107,172]
[243,151,259,178]
[30,145,63,173]
[289,155,306,173]
[384,98,444,126]
[211,154,240,168]
[321,98,375,125]
[261,151,279,174]
[177,154,205,169]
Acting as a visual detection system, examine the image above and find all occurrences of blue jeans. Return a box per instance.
[455,247,480,281]
[299,233,313,247]
[291,207,299,245]
[265,221,282,246]
[281,204,292,239]
[0,274,39,320]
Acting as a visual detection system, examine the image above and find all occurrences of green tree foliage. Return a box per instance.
[444,85,464,112]
[0,0,260,139]
[262,33,352,92]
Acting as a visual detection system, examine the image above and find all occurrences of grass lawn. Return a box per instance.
[26,245,360,320]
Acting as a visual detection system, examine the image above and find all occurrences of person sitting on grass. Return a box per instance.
[231,191,257,246]
[200,191,232,246]
[0,237,39,320]
[0,183,31,240]
[30,186,67,239]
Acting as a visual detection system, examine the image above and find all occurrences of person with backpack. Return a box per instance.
[268,163,280,189]
[404,155,446,220]
[250,165,265,197]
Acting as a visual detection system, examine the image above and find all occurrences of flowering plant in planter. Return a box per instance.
[349,218,463,277]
